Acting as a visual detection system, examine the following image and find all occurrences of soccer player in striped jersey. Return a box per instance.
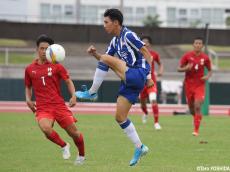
[76,8,154,166]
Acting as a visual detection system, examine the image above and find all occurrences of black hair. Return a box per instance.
[194,37,204,43]
[141,35,152,44]
[36,34,54,47]
[104,8,123,25]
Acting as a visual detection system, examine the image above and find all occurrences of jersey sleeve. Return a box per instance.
[57,64,70,81]
[179,54,188,67]
[24,67,32,87]
[125,32,144,51]
[106,37,116,56]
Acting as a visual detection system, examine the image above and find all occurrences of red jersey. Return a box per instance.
[24,59,69,110]
[149,50,160,83]
[179,51,211,87]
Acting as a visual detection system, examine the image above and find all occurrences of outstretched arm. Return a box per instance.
[87,45,102,61]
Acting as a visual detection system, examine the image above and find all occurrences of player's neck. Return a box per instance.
[37,58,47,64]
[114,25,123,36]
[194,51,201,56]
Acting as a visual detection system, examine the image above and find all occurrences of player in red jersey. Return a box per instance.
[24,35,85,164]
[139,36,163,130]
[177,37,212,136]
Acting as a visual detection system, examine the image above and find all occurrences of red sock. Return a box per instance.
[194,114,202,132]
[141,105,148,115]
[73,133,85,156]
[152,104,159,123]
[46,130,66,148]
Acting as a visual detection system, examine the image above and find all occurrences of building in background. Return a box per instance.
[0,0,230,29]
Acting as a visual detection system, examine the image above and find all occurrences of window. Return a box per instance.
[40,3,51,18]
[53,4,62,17]
[212,8,224,24]
[190,9,199,17]
[147,6,156,16]
[80,5,98,24]
[201,8,211,23]
[65,5,74,16]
[179,9,187,16]
[167,7,176,25]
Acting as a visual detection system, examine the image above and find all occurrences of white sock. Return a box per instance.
[89,68,108,94]
[120,119,142,148]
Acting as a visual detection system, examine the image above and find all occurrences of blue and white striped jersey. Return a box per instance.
[105,26,150,71]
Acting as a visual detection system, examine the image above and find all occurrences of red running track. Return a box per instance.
[0,101,229,116]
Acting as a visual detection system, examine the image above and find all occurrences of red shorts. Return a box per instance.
[140,83,157,99]
[35,105,77,129]
[185,84,205,106]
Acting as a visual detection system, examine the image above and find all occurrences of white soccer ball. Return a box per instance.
[46,44,66,63]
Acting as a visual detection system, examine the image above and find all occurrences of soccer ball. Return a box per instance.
[46,44,65,63]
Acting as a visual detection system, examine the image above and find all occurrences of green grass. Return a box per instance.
[0,113,230,172]
[218,58,230,70]
[178,44,230,52]
[0,39,28,47]
[0,52,35,64]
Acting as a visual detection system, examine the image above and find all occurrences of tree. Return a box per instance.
[225,16,230,27]
[143,15,162,27]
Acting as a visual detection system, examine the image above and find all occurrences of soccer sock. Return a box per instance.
[141,105,148,115]
[119,119,142,148]
[73,133,85,156]
[152,104,159,123]
[89,62,109,94]
[194,114,202,132]
[46,130,66,148]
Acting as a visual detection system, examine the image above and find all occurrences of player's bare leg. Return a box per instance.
[65,124,85,165]
[96,54,127,81]
[140,98,148,124]
[116,96,148,166]
[38,118,70,159]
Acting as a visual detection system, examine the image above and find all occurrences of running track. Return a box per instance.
[0,101,229,116]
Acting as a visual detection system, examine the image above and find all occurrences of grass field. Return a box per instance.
[0,113,230,172]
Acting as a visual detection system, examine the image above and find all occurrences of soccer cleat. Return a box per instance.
[62,143,71,160]
[142,115,147,124]
[74,156,85,165]
[129,144,149,166]
[154,123,162,130]
[75,85,98,101]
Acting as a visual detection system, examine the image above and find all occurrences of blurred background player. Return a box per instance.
[24,35,85,165]
[177,37,212,136]
[77,8,153,166]
[139,36,163,130]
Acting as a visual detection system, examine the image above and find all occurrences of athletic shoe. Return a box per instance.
[142,115,147,124]
[154,123,162,130]
[75,85,98,101]
[129,144,149,166]
[62,143,71,160]
[74,156,85,165]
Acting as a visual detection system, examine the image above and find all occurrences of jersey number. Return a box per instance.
[41,76,46,86]
[194,64,199,70]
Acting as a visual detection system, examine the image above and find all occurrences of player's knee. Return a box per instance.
[41,125,53,135]
[149,92,157,102]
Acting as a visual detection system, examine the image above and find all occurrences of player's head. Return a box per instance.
[193,37,204,53]
[141,35,152,48]
[103,8,123,35]
[36,34,54,60]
